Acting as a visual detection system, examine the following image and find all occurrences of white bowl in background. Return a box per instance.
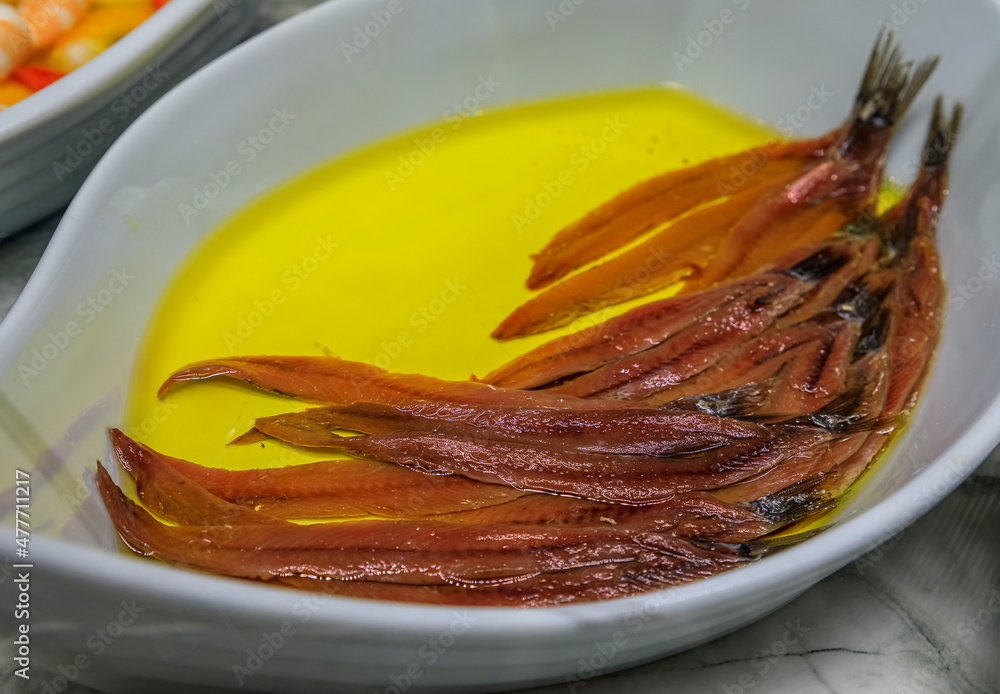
[2,0,1000,692]
[0,0,256,239]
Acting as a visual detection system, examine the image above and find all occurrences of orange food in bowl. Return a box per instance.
[0,0,166,109]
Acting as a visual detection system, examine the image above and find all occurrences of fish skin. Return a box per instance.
[713,322,893,508]
[716,212,942,513]
[424,492,773,543]
[526,134,836,291]
[637,237,884,409]
[774,102,958,512]
[97,461,750,590]
[547,275,808,400]
[110,430,772,539]
[720,99,959,512]
[690,39,939,292]
[245,398,772,458]
[773,236,883,330]
[115,429,527,518]
[691,166,863,290]
[653,318,861,420]
[482,241,860,393]
[274,545,751,607]
[109,428,289,527]
[482,276,776,390]
[274,566,669,607]
[160,354,670,412]
[314,429,829,505]
[643,321,841,407]
[879,99,956,418]
[882,219,944,418]
[746,428,892,528]
[494,172,808,340]
[753,320,860,418]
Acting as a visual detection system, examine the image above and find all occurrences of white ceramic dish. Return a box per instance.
[2,0,1000,692]
[0,0,256,239]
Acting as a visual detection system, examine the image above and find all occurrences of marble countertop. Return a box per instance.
[2,2,997,692]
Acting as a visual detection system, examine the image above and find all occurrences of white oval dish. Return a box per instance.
[2,0,1000,692]
[0,0,256,239]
